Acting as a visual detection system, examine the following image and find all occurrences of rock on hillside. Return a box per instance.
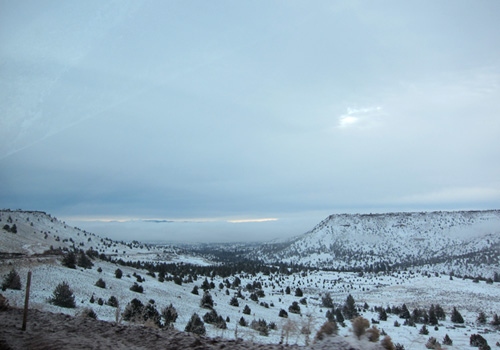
[252,210,500,276]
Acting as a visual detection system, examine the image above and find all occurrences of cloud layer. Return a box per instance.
[1,1,500,241]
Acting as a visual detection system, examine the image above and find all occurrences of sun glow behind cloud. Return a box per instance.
[338,106,383,128]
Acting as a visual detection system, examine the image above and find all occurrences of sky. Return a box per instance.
[1,0,500,242]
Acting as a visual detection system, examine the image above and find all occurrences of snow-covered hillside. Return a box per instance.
[0,209,212,265]
[253,210,500,277]
[2,209,500,349]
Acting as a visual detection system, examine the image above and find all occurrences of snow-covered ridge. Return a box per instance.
[0,209,212,265]
[253,210,500,276]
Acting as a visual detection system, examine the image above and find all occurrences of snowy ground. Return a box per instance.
[2,258,499,349]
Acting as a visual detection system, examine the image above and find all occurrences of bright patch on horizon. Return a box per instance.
[227,218,279,223]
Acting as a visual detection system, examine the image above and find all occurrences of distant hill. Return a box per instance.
[0,209,209,265]
[250,210,500,277]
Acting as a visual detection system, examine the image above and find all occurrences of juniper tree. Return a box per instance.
[107,296,119,307]
[477,311,487,324]
[50,282,76,308]
[161,303,178,326]
[62,251,76,269]
[229,296,239,306]
[451,307,464,323]
[123,298,144,322]
[1,269,21,291]
[200,292,214,309]
[321,293,334,308]
[288,301,301,314]
[95,278,106,289]
[343,294,358,320]
[185,313,206,335]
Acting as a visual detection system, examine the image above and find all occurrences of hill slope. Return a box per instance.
[252,210,500,276]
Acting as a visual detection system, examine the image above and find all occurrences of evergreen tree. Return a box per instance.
[114,268,123,279]
[295,287,303,297]
[279,309,288,318]
[443,334,453,346]
[77,251,93,269]
[343,294,358,320]
[435,304,446,320]
[379,308,388,321]
[335,308,345,323]
[50,282,76,308]
[288,301,301,314]
[107,295,119,307]
[1,269,22,291]
[200,292,214,309]
[123,299,144,322]
[191,285,199,295]
[239,316,248,326]
[451,307,464,323]
[243,304,251,315]
[326,309,336,322]
[185,313,206,335]
[62,251,76,269]
[429,305,438,326]
[400,304,410,319]
[321,293,334,308]
[477,311,487,325]
[95,278,106,289]
[162,303,178,326]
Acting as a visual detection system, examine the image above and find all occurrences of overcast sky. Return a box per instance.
[1,1,500,242]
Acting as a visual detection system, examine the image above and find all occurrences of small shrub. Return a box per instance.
[351,316,370,339]
[381,336,395,350]
[0,294,9,311]
[130,283,143,293]
[279,309,288,318]
[426,337,441,349]
[288,301,301,314]
[315,321,338,341]
[95,278,106,289]
[49,282,76,308]
[81,307,97,319]
[366,326,380,342]
[107,296,119,308]
[470,334,489,349]
[250,319,269,336]
[419,324,429,335]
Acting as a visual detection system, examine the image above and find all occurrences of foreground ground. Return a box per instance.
[0,307,303,350]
